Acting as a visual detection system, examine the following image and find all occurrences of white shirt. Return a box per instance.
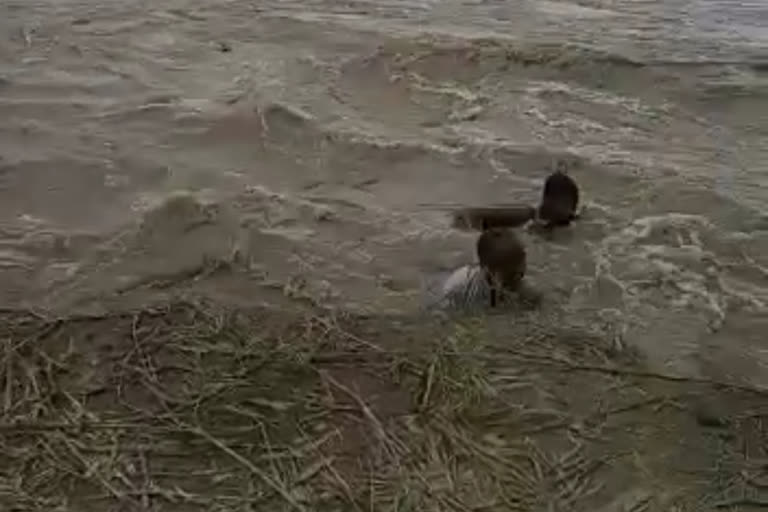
[426,265,541,312]
[424,264,493,311]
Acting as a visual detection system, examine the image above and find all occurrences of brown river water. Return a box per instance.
[0,0,767,385]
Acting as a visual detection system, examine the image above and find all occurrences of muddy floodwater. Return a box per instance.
[0,0,767,385]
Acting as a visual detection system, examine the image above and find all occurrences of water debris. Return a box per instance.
[19,24,39,48]
[0,300,765,510]
[692,400,729,428]
[215,41,232,53]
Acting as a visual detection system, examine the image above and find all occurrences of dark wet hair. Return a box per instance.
[476,228,526,288]
[537,169,579,226]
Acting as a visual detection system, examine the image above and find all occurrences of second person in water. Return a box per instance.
[437,227,540,310]
[449,166,580,231]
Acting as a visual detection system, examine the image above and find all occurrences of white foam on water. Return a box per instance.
[581,212,753,375]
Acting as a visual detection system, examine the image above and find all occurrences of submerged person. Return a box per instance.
[450,204,537,231]
[447,167,581,234]
[429,228,540,311]
[536,166,580,228]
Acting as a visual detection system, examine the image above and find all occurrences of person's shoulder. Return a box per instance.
[441,265,479,293]
[439,265,489,310]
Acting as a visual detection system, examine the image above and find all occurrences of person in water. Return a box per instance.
[432,227,539,311]
[448,167,580,233]
[450,205,536,231]
[536,166,580,227]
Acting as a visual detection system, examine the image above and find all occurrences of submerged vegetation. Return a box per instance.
[0,299,766,511]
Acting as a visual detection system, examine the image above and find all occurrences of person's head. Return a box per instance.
[537,169,579,226]
[476,228,526,289]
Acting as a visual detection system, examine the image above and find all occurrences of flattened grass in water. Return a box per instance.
[0,301,766,511]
